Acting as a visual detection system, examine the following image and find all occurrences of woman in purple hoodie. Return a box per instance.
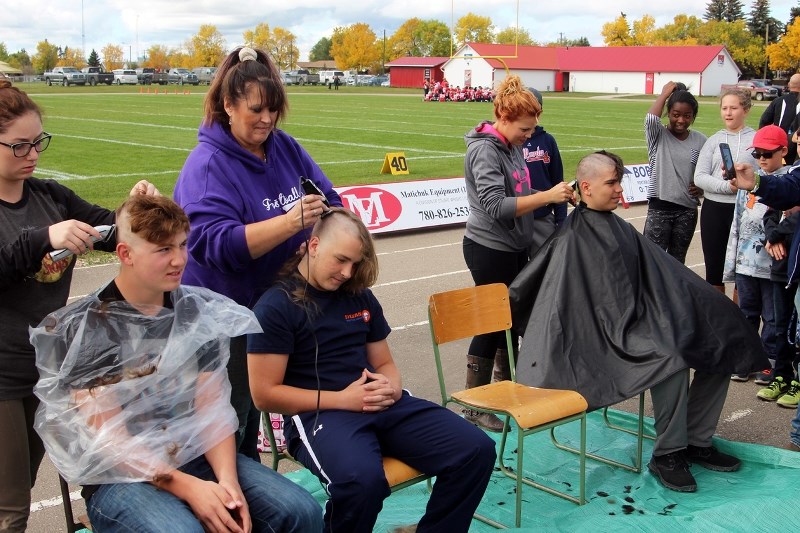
[174,46,341,460]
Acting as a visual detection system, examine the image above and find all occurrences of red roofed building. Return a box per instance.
[384,56,449,88]
[440,43,740,96]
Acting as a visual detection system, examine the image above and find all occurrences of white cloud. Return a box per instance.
[3,0,796,63]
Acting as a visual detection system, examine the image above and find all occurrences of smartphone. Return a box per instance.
[300,177,331,210]
[719,143,736,180]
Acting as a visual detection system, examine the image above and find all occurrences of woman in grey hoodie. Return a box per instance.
[461,75,574,431]
[694,88,756,293]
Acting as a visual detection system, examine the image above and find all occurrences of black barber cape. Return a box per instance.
[509,205,769,410]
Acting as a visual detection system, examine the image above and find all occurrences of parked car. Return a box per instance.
[381,75,391,87]
[81,66,114,86]
[368,74,389,86]
[721,80,779,101]
[136,67,170,85]
[192,67,217,85]
[168,68,199,85]
[43,67,87,86]
[284,69,320,85]
[319,70,345,86]
[751,78,783,97]
[112,69,138,85]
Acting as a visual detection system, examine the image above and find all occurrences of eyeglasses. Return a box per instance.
[751,149,778,159]
[0,134,52,158]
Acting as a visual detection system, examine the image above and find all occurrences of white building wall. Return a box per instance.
[567,72,645,94]
[442,45,496,88]
[652,72,703,95]
[698,51,740,96]
[494,69,557,92]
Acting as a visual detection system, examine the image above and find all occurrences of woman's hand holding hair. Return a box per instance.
[286,194,328,232]
[128,180,160,197]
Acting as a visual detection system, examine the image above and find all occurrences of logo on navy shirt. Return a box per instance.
[344,309,371,323]
[523,146,551,164]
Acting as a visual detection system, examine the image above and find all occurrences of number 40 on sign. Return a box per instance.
[381,152,409,175]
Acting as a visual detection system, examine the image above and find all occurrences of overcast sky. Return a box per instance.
[3,0,798,62]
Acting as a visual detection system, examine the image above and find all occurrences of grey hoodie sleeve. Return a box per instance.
[467,140,518,220]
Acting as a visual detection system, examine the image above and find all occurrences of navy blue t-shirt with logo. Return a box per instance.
[248,281,392,393]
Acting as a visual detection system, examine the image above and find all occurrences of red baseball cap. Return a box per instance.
[749,124,788,150]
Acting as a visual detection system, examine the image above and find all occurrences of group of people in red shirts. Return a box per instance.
[423,78,494,102]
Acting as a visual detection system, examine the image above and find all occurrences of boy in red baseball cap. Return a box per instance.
[745,126,800,406]
[726,124,790,384]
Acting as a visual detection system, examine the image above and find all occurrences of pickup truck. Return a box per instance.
[81,66,114,86]
[168,68,199,85]
[43,67,87,86]
[720,80,779,101]
[284,69,320,86]
[136,68,170,85]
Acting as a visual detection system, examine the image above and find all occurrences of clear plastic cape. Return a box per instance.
[31,285,262,485]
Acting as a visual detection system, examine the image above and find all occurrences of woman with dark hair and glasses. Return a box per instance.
[174,47,341,460]
[0,79,158,532]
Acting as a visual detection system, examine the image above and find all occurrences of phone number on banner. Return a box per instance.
[418,206,470,221]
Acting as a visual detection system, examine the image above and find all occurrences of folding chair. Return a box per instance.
[58,474,91,532]
[262,413,431,493]
[428,283,588,529]
[551,391,657,473]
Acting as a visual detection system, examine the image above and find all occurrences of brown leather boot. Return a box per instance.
[492,348,511,382]
[464,355,505,432]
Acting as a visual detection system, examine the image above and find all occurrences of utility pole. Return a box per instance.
[382,29,386,75]
[763,23,769,81]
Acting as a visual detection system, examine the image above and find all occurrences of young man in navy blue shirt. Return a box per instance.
[247,208,496,532]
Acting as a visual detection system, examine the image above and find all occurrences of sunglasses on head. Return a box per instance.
[751,149,779,159]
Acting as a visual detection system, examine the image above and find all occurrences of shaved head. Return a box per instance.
[576,151,625,211]
[789,73,800,92]
[576,152,622,188]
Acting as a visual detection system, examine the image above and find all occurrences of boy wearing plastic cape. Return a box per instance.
[31,195,322,532]
[509,151,769,493]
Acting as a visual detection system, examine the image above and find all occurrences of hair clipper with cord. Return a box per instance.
[50,225,115,262]
[300,177,331,214]
[567,180,577,207]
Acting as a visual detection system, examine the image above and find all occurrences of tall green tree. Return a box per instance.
[749,0,783,41]
[563,37,591,46]
[705,0,746,22]
[415,20,451,56]
[0,43,8,62]
[309,37,332,61]
[87,49,100,67]
[7,49,31,70]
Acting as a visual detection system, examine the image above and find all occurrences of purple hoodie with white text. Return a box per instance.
[174,121,341,308]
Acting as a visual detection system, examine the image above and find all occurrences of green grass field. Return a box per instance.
[20,82,766,210]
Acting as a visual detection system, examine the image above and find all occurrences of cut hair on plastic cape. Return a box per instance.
[31,285,262,486]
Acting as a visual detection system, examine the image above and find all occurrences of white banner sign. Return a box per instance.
[334,178,470,234]
[335,166,649,235]
[621,163,650,204]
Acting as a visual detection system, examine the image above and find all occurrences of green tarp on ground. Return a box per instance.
[285,409,800,532]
